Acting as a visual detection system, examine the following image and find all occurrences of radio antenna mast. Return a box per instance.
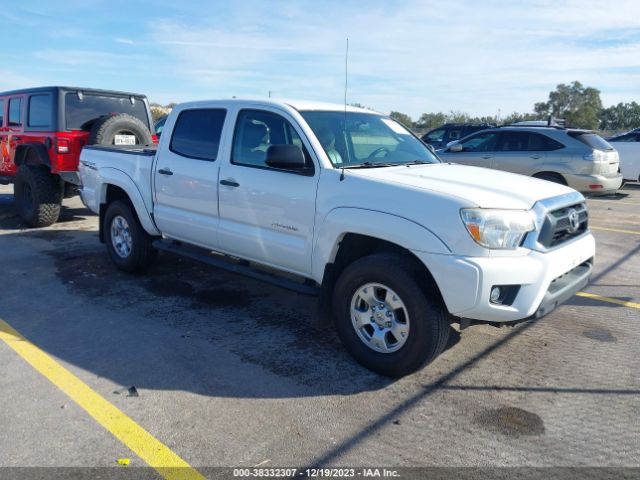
[340,38,349,182]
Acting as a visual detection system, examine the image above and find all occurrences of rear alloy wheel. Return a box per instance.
[333,254,450,377]
[104,200,156,272]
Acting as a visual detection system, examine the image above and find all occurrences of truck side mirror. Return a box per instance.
[265,145,306,170]
[448,142,463,152]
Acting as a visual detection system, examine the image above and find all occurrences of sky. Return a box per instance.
[3,0,640,120]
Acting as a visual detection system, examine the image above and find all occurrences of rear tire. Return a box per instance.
[13,165,62,228]
[89,114,153,146]
[104,200,156,272]
[332,253,450,377]
[533,172,567,185]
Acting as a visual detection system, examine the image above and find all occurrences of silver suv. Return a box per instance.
[437,125,623,194]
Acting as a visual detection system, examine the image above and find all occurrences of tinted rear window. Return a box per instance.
[569,132,614,151]
[64,93,149,130]
[28,94,52,128]
[170,109,227,161]
[9,98,22,126]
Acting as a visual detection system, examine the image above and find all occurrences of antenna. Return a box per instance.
[340,37,348,182]
[344,38,349,113]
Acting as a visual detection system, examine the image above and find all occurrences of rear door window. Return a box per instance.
[8,98,22,127]
[64,92,150,130]
[496,131,530,151]
[28,94,52,128]
[0,99,4,126]
[169,109,227,161]
[569,132,614,151]
[527,132,564,151]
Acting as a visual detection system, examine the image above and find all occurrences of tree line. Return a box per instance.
[390,81,640,134]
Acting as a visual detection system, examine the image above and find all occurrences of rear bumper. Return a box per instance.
[564,173,623,194]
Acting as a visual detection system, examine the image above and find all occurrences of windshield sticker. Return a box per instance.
[381,118,409,134]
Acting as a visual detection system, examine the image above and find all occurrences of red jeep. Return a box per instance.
[0,86,155,227]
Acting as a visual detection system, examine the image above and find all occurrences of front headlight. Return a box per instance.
[460,209,534,249]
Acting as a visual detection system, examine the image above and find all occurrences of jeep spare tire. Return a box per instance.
[88,114,153,146]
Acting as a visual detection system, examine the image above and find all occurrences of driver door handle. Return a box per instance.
[481,155,493,159]
[220,179,240,187]
[530,155,542,159]
[158,168,173,176]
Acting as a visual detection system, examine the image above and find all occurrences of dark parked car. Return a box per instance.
[421,123,495,149]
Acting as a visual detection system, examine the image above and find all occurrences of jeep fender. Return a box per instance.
[311,207,451,283]
[98,168,160,236]
[14,143,51,169]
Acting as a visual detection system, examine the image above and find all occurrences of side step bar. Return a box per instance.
[152,240,320,296]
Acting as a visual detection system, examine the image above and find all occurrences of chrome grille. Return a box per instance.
[538,203,588,248]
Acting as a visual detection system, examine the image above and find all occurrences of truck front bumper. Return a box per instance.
[414,232,596,322]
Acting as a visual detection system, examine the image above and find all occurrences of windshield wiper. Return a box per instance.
[406,160,432,165]
[342,161,402,169]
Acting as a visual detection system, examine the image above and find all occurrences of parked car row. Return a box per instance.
[437,124,623,195]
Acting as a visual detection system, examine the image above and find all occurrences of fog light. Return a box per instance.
[490,287,501,303]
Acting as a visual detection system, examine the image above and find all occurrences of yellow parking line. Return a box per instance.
[591,226,640,235]
[576,292,640,309]
[0,318,205,480]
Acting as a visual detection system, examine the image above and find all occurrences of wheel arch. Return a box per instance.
[313,208,451,315]
[532,171,567,185]
[97,172,159,242]
[14,143,51,169]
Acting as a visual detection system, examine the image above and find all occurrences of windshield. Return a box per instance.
[300,111,440,167]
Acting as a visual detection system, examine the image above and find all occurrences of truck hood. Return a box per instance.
[347,163,576,209]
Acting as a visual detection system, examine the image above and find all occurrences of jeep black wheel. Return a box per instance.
[13,166,62,228]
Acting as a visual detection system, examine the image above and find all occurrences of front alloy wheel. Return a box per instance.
[351,283,410,353]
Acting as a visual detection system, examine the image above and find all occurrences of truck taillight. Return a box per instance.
[151,134,159,145]
[57,139,71,154]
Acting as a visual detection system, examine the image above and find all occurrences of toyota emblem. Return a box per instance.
[567,209,580,233]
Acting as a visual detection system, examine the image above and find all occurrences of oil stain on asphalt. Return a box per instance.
[475,406,545,437]
[583,329,617,343]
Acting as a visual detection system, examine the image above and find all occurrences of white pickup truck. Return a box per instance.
[79,99,595,377]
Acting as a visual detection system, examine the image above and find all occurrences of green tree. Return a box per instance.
[389,111,414,128]
[600,102,640,132]
[534,81,602,129]
[415,112,447,130]
[501,112,539,125]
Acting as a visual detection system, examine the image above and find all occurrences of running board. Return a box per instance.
[152,240,319,296]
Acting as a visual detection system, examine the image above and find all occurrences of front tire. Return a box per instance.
[332,254,450,377]
[104,200,156,272]
[14,165,62,228]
